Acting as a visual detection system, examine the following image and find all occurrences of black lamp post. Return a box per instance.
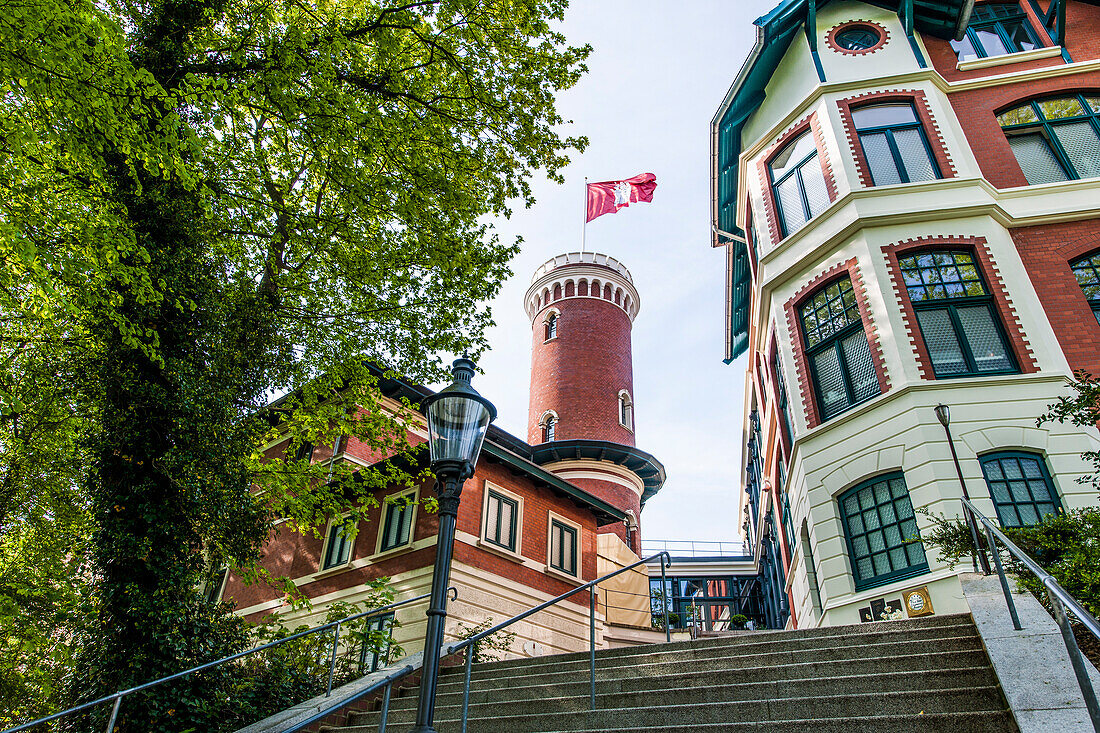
[411,358,496,733]
[933,404,991,575]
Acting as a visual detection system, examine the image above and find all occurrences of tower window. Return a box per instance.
[951,3,1043,61]
[851,104,941,186]
[768,129,829,238]
[799,276,880,421]
[1071,251,1100,324]
[998,95,1100,185]
[839,472,928,590]
[544,312,559,341]
[540,412,558,443]
[897,250,1016,377]
[618,391,633,430]
[980,451,1062,527]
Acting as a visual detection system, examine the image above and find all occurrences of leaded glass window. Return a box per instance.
[769,130,830,238]
[799,276,880,420]
[852,104,941,186]
[485,489,518,552]
[549,519,577,576]
[979,452,1062,527]
[839,473,928,590]
[1071,252,1100,325]
[897,250,1017,377]
[950,3,1043,61]
[998,95,1100,184]
[322,518,355,570]
[380,497,414,552]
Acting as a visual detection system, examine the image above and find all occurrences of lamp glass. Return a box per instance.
[426,394,491,466]
[934,404,950,427]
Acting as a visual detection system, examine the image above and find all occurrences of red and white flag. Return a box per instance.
[586,173,657,223]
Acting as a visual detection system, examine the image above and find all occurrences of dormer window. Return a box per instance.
[618,391,633,430]
[951,3,1043,61]
[544,311,559,341]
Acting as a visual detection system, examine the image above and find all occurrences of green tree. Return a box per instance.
[0,0,588,728]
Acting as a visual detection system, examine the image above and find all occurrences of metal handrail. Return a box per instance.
[280,552,673,733]
[2,590,452,733]
[960,497,1100,731]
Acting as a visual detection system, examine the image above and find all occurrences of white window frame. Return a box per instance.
[546,511,583,580]
[617,390,633,431]
[374,487,419,557]
[539,410,559,443]
[480,481,524,558]
[320,514,358,572]
[543,308,561,342]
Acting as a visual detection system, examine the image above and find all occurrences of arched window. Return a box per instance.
[799,276,880,420]
[998,95,1100,184]
[896,250,1016,377]
[979,451,1062,527]
[769,129,829,237]
[838,472,928,591]
[540,411,558,443]
[851,103,941,186]
[618,391,633,430]
[544,311,559,341]
[1070,251,1100,324]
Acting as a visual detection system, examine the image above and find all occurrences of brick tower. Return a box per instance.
[524,252,664,554]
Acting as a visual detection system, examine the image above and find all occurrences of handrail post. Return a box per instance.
[1047,588,1100,731]
[378,682,392,733]
[960,499,990,575]
[327,621,342,697]
[660,555,670,642]
[589,586,597,711]
[104,695,122,733]
[985,525,1022,631]
[460,646,473,733]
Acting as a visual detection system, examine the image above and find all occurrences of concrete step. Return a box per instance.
[359,664,999,714]
[337,686,1009,731]
[440,633,985,686]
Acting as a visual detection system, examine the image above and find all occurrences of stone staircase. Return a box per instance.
[324,613,1017,732]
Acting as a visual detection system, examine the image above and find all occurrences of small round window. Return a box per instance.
[834,25,882,51]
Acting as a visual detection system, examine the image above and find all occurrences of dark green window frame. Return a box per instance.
[898,250,1018,378]
[979,451,1063,528]
[998,95,1100,185]
[1070,251,1100,325]
[485,489,519,552]
[380,496,414,552]
[773,352,794,447]
[768,130,830,238]
[549,519,578,576]
[951,3,1044,61]
[799,276,881,421]
[322,518,354,570]
[839,472,929,591]
[852,103,942,186]
[359,612,394,674]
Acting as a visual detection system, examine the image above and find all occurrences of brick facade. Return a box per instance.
[882,235,1040,379]
[1010,220,1100,376]
[836,89,958,187]
[784,258,889,429]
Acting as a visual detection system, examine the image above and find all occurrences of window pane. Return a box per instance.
[859,131,902,186]
[852,105,918,129]
[813,346,848,418]
[1052,121,1100,179]
[975,28,1009,57]
[776,174,808,234]
[770,131,817,178]
[500,499,515,548]
[956,305,1013,372]
[1039,98,1085,120]
[998,104,1039,127]
[950,35,979,61]
[841,330,879,403]
[916,308,968,375]
[1070,253,1100,303]
[1004,20,1038,52]
[487,494,499,539]
[1088,97,1100,114]
[892,128,938,182]
[799,157,830,217]
[1008,134,1070,185]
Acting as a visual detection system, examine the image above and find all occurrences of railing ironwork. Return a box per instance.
[2,590,450,733]
[641,539,750,557]
[961,497,1100,732]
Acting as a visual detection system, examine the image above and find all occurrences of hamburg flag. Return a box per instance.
[586,173,657,222]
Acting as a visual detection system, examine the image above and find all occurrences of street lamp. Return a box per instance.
[933,404,991,575]
[411,357,496,733]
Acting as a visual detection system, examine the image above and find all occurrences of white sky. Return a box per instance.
[474,1,774,543]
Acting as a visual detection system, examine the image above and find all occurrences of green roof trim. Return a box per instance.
[713,0,973,363]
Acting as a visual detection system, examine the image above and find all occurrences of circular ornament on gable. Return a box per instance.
[825,21,890,56]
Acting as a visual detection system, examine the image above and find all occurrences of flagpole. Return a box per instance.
[581,177,588,254]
